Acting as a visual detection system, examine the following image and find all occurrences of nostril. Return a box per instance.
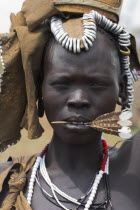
[67,100,90,108]
[67,90,90,109]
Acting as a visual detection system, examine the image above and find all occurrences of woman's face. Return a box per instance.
[42,30,121,144]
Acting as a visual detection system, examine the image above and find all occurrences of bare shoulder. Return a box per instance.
[0,160,13,174]
[119,130,140,152]
[117,130,140,174]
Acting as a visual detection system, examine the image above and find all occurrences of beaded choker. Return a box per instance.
[27,139,110,210]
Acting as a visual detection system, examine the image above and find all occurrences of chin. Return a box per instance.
[53,125,101,145]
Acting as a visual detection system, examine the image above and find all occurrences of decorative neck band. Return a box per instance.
[26,139,109,210]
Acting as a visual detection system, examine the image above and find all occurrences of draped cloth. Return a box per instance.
[0,154,37,210]
[0,0,140,152]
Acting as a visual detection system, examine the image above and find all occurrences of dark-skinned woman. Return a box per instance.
[0,0,140,209]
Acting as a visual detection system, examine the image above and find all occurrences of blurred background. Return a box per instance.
[0,0,140,161]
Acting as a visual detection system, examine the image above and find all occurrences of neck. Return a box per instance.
[45,133,103,174]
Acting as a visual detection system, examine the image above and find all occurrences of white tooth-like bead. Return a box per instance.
[118,126,131,134]
[85,203,90,208]
[92,185,97,191]
[117,120,132,127]
[84,32,95,41]
[28,189,33,194]
[119,132,132,139]
[82,36,89,51]
[89,196,93,202]
[87,200,92,205]
[84,36,93,47]
[32,170,36,175]
[32,168,37,173]
[28,201,31,205]
[27,197,31,202]
[96,175,100,180]
[91,189,96,194]
[31,174,36,179]
[99,170,104,174]
[28,193,33,198]
[33,165,38,170]
[69,38,73,52]
[59,33,68,44]
[119,111,132,120]
[73,38,77,53]
[62,36,69,47]
[95,179,99,184]
[29,185,33,190]
[77,39,81,53]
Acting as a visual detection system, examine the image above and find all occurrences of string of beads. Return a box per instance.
[0,37,6,93]
[50,10,139,111]
[27,139,109,210]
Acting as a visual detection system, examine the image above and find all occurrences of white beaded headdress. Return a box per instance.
[50,10,139,112]
[50,10,140,138]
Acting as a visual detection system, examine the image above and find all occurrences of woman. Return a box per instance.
[0,0,140,209]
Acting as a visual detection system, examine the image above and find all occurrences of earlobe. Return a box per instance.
[118,74,128,110]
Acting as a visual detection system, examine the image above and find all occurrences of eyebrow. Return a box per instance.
[48,73,113,83]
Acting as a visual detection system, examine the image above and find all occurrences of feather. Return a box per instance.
[51,111,132,138]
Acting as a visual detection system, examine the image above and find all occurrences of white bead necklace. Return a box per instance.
[27,140,109,209]
[38,155,96,204]
[0,37,6,93]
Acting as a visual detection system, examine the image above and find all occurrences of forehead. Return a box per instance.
[43,30,120,80]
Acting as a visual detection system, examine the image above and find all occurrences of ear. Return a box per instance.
[117,74,129,110]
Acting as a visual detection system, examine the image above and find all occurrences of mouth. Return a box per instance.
[68,122,91,125]
[51,116,92,133]
[63,122,92,133]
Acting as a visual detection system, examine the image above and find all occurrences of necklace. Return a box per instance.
[36,171,109,210]
[27,140,109,210]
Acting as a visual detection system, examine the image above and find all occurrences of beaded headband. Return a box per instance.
[50,10,139,111]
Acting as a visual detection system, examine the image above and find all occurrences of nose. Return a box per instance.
[67,89,90,109]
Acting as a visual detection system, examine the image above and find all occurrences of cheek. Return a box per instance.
[42,80,120,122]
[90,85,119,113]
[42,84,67,120]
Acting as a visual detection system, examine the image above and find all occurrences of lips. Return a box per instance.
[62,116,92,133]
[63,115,91,124]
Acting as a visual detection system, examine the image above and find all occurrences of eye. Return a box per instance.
[90,82,106,87]
[49,81,71,89]
[89,81,110,88]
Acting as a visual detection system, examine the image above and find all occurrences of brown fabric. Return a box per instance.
[0,11,52,152]
[22,0,65,31]
[21,0,123,32]
[0,154,37,210]
[53,0,123,22]
[0,0,140,152]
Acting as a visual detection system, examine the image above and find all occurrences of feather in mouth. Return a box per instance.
[51,111,133,138]
[51,121,92,125]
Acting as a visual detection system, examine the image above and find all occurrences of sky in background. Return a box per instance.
[0,0,140,44]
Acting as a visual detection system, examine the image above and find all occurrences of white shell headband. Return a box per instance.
[50,10,139,112]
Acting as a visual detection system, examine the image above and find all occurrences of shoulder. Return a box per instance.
[117,130,140,174]
[119,130,140,152]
